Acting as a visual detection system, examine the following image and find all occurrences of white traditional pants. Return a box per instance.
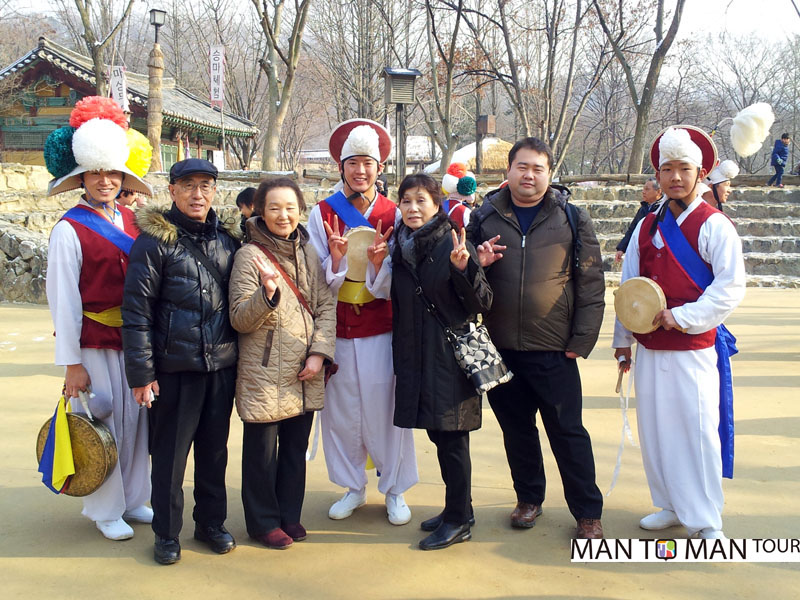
[634,344,723,534]
[321,333,418,495]
[69,348,150,521]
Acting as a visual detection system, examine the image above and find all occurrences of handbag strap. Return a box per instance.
[251,241,314,318]
[179,236,226,291]
[406,265,456,340]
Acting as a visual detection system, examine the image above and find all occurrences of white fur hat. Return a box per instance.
[705,160,740,185]
[658,127,703,168]
[329,119,392,164]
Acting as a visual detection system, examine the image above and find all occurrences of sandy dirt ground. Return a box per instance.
[1,288,798,599]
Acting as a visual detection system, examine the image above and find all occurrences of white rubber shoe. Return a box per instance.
[693,528,727,540]
[328,489,367,520]
[639,509,681,530]
[123,505,154,524]
[96,517,134,540]
[385,493,411,526]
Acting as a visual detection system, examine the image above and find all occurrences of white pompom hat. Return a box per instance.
[650,125,717,173]
[329,119,392,164]
[705,160,740,185]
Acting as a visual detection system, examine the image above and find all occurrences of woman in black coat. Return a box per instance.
[389,173,492,550]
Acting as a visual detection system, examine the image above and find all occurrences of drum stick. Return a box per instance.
[615,356,626,394]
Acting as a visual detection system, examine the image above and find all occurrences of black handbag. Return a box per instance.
[408,269,512,394]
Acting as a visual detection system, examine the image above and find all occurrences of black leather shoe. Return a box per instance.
[420,512,476,532]
[154,536,181,565]
[419,522,472,550]
[194,524,236,554]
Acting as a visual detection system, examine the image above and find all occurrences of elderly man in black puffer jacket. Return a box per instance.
[122,159,241,565]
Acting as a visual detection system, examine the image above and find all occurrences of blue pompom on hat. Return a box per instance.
[456,174,477,196]
[44,126,77,179]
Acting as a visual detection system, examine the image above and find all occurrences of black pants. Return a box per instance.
[241,412,314,536]
[427,429,472,525]
[149,367,235,539]
[487,350,603,520]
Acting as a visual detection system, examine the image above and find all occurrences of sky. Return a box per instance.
[679,0,799,40]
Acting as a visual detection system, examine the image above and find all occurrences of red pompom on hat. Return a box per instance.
[329,119,392,164]
[650,125,717,174]
[446,162,468,178]
[69,96,129,130]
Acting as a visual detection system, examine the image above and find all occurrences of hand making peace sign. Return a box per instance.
[323,214,348,272]
[366,219,394,271]
[252,254,279,300]
[450,227,470,272]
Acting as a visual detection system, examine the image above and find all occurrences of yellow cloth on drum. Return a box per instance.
[338,281,375,305]
[83,306,123,328]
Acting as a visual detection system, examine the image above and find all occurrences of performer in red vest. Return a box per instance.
[44,97,153,540]
[307,119,418,525]
[613,125,745,540]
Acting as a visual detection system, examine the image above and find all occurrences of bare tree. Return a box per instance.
[55,0,137,96]
[250,0,311,171]
[591,0,687,173]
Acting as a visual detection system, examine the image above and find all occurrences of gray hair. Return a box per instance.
[646,177,660,191]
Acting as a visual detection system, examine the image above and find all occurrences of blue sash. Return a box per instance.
[324,191,372,229]
[658,209,737,478]
[63,206,135,255]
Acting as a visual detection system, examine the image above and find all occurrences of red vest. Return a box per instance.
[445,199,467,231]
[633,202,718,351]
[318,193,397,339]
[61,204,139,350]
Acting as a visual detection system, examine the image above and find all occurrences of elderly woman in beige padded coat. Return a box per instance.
[229,177,336,550]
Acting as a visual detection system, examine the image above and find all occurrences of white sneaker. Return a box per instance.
[385,493,411,526]
[328,489,367,520]
[96,518,134,540]
[639,510,681,530]
[693,528,727,540]
[123,505,154,524]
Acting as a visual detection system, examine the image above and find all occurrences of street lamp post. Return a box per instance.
[147,8,167,172]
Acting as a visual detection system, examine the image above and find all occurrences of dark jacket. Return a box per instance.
[616,201,656,252]
[771,139,789,167]
[391,211,492,432]
[122,203,242,387]
[467,185,604,358]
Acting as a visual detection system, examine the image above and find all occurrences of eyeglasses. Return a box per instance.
[178,182,216,194]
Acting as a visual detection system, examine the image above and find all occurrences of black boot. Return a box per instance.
[419,522,472,550]
[194,524,236,554]
[154,536,181,565]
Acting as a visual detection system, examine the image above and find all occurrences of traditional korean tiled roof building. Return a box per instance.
[0,37,258,170]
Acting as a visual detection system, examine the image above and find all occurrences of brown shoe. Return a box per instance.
[575,518,603,539]
[510,502,543,528]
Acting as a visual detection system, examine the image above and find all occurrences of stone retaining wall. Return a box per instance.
[0,219,48,304]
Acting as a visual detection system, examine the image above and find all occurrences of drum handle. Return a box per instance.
[77,390,95,421]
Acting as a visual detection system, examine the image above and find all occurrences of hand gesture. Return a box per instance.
[449,228,470,272]
[367,219,394,271]
[323,215,348,272]
[476,234,506,268]
[253,254,279,299]
[298,354,324,381]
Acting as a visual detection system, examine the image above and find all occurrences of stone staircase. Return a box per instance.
[570,186,800,288]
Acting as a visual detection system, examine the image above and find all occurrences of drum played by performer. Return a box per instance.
[612,125,746,540]
[44,97,153,540]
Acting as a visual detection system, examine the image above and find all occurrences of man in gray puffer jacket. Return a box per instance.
[467,137,605,540]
